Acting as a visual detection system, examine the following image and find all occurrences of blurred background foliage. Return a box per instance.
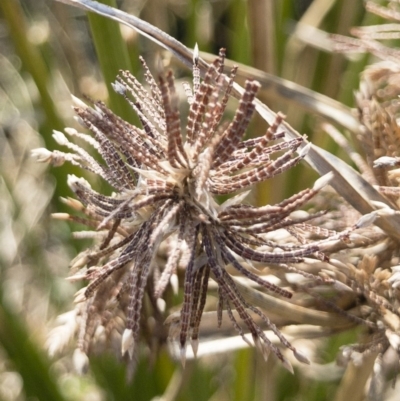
[0,0,396,400]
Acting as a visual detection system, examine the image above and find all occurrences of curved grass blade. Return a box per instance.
[55,0,201,71]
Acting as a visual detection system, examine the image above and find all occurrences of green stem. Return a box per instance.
[86,0,136,124]
[0,0,63,132]
[0,0,81,210]
[0,292,67,401]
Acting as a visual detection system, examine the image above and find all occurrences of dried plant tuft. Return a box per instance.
[35,48,364,372]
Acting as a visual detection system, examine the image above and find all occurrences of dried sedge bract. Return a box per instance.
[324,2,400,384]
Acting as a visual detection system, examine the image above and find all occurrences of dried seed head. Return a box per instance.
[40,49,359,368]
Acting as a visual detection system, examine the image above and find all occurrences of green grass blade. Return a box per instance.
[0,293,67,401]
[0,0,63,132]
[86,0,135,123]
